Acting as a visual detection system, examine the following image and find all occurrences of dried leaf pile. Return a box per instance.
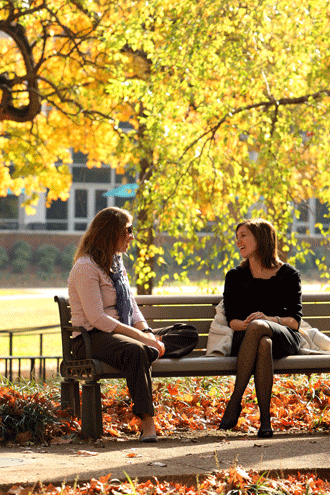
[1,375,330,443]
[100,375,330,437]
[4,466,330,495]
[1,376,330,494]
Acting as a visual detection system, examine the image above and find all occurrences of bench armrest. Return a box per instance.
[75,326,93,359]
[62,325,93,360]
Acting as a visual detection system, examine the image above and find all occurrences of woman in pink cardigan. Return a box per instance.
[68,206,197,442]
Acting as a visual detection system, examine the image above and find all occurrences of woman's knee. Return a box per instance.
[258,335,272,355]
[123,341,159,370]
[125,340,148,361]
[246,320,272,338]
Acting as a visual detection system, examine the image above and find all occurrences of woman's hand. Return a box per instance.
[158,340,165,357]
[229,319,249,331]
[245,312,267,324]
[113,323,165,357]
[141,332,165,357]
[230,312,268,331]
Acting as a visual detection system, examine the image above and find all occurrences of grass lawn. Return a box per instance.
[0,295,60,329]
[0,293,62,357]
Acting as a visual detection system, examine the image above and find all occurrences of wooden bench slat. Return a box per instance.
[146,320,211,334]
[301,293,330,303]
[302,303,330,317]
[141,305,216,319]
[302,318,330,331]
[195,335,208,348]
[136,292,330,305]
[136,294,220,305]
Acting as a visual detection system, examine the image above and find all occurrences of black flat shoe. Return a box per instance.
[218,403,242,430]
[257,427,273,439]
[139,431,158,443]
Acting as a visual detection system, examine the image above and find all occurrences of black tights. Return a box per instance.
[222,320,273,429]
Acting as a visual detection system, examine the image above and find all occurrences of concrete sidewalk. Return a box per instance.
[1,431,330,489]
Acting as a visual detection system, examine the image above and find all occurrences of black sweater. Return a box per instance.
[223,263,303,328]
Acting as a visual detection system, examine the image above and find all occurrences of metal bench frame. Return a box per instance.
[55,293,330,439]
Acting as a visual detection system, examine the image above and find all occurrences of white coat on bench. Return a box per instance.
[206,300,330,357]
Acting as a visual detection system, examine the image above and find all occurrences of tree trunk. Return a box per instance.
[0,19,41,122]
[136,223,155,295]
[135,104,155,295]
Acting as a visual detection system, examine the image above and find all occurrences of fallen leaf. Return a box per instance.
[7,487,33,495]
[50,437,73,445]
[16,432,32,444]
[76,450,98,456]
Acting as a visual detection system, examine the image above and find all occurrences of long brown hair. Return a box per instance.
[237,218,280,269]
[74,207,132,274]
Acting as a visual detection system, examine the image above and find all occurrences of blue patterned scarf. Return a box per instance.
[109,255,134,326]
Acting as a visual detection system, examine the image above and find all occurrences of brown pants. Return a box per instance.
[72,329,158,418]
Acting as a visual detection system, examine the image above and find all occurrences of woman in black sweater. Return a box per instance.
[219,218,302,438]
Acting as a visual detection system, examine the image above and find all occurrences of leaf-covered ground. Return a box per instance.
[1,374,330,443]
[1,375,330,494]
[100,374,330,438]
[3,466,330,495]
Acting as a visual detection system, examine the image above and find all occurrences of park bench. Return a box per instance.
[55,293,330,439]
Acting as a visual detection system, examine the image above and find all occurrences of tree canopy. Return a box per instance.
[1,0,330,292]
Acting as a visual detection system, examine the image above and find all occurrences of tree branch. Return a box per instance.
[0,13,41,122]
[179,89,330,161]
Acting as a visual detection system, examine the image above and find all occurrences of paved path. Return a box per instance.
[1,431,330,489]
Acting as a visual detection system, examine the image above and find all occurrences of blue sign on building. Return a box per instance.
[104,184,138,198]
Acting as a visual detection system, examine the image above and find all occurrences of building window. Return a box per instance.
[72,166,111,183]
[315,199,330,234]
[115,197,134,209]
[46,197,68,230]
[115,169,136,184]
[0,196,19,229]
[74,189,88,231]
[295,200,310,234]
[95,189,107,214]
[293,198,330,236]
[75,189,88,218]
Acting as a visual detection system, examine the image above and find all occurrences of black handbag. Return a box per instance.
[155,323,199,358]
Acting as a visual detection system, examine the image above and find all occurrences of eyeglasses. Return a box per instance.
[126,225,133,235]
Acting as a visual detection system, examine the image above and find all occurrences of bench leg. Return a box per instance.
[81,381,103,440]
[61,379,81,418]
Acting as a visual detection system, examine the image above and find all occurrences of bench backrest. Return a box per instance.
[55,293,330,359]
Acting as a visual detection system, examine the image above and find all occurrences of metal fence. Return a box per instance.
[0,324,62,382]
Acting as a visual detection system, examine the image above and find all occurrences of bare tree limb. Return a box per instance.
[0,11,41,122]
[179,89,330,161]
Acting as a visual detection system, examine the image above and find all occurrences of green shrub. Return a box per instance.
[37,255,55,274]
[35,244,60,264]
[37,270,52,280]
[59,244,76,271]
[0,387,74,445]
[11,241,32,261]
[0,246,9,270]
[11,257,30,273]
